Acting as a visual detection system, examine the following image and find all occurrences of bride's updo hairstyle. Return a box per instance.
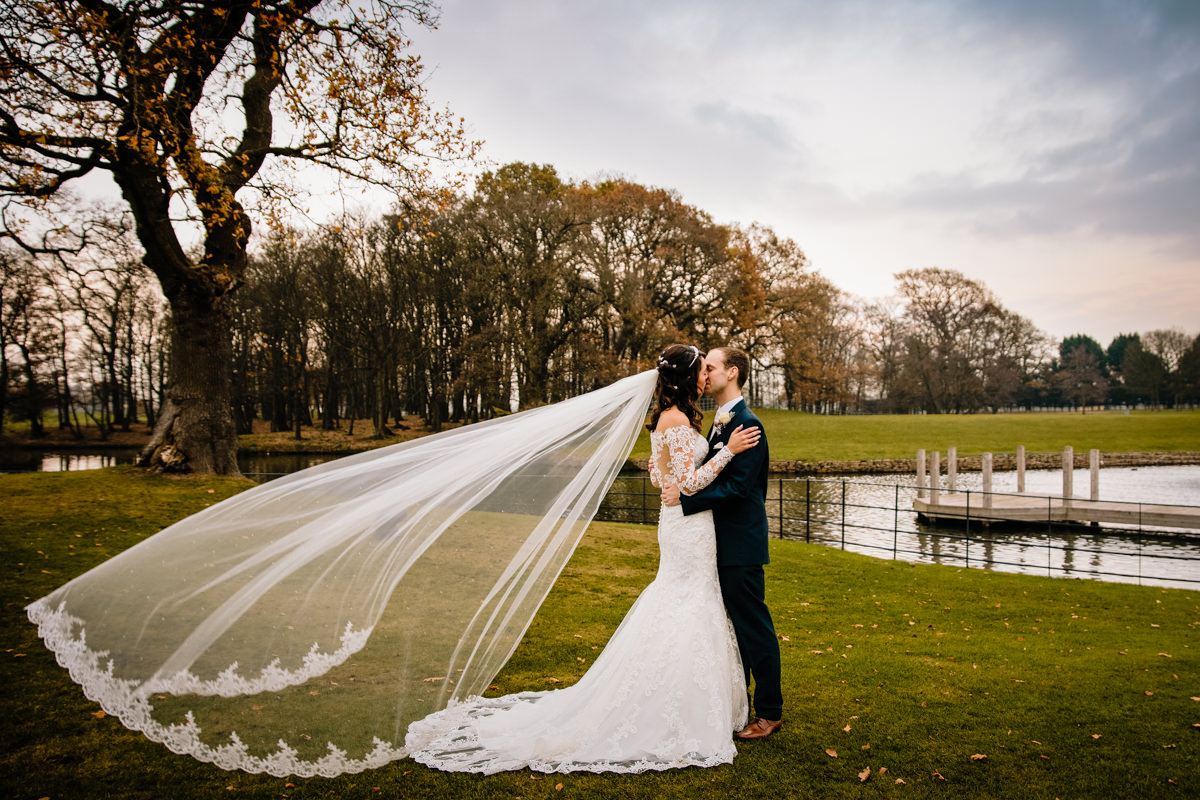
[646,343,705,433]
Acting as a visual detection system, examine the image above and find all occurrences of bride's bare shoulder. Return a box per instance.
[653,407,690,434]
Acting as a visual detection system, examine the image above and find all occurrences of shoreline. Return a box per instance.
[631,451,1200,475]
[4,436,1199,476]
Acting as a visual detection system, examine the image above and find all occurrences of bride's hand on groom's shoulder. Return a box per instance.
[726,424,761,455]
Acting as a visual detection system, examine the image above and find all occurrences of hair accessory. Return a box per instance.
[656,346,701,372]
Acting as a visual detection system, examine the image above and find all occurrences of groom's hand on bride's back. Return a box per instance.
[661,483,681,506]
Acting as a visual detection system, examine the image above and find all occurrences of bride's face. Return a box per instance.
[696,355,709,394]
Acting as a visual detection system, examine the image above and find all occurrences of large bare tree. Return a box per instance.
[1,0,474,473]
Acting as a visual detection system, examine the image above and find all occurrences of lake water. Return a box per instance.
[599,467,1200,590]
[4,448,1198,590]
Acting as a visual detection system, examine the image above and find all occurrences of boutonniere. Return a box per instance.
[713,410,734,436]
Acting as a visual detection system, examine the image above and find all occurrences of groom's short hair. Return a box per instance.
[716,346,751,388]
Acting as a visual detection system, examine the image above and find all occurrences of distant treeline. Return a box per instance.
[3,162,1199,439]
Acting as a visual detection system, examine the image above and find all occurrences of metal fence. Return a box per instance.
[596,475,1200,589]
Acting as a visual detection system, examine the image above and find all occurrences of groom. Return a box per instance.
[661,346,783,740]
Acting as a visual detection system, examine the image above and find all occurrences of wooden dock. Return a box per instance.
[913,493,1200,531]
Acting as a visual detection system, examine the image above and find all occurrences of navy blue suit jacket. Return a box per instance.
[679,399,770,566]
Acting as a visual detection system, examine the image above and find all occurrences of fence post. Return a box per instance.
[947,446,957,491]
[930,451,941,505]
[1047,495,1053,575]
[893,483,899,560]
[1017,445,1026,493]
[778,478,784,538]
[982,453,993,510]
[805,479,811,543]
[964,489,971,565]
[1063,446,1074,514]
[916,449,927,500]
[1090,449,1100,502]
[840,480,847,550]
[642,476,649,525]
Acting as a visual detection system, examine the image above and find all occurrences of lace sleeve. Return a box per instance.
[660,424,735,495]
[648,454,663,488]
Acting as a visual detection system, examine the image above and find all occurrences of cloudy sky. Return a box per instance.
[404,0,1199,345]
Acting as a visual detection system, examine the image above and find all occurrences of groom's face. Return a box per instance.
[704,350,731,397]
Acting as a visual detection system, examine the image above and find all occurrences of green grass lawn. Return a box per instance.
[2,468,1198,799]
[629,408,1200,462]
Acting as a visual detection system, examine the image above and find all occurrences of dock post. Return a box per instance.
[982,452,993,509]
[1090,448,1100,501]
[930,451,941,504]
[1017,445,1026,493]
[917,449,927,500]
[947,446,958,491]
[1063,446,1074,512]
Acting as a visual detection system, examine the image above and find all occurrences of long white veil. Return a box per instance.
[27,369,658,777]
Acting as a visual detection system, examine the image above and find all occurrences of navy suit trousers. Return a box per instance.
[718,563,783,721]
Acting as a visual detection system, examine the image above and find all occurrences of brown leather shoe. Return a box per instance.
[736,718,782,740]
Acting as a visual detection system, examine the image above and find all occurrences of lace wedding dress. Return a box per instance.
[405,425,748,774]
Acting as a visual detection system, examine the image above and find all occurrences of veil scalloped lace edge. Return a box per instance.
[26,598,402,778]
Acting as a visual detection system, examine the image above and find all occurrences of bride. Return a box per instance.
[26,344,757,777]
[406,343,761,773]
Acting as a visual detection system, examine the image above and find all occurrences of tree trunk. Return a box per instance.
[139,295,241,475]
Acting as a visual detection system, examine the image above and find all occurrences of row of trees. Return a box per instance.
[5,162,1199,445]
[4,3,1194,472]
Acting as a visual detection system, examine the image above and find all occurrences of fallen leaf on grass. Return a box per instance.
[91,710,106,719]
[555,783,564,791]
[970,754,987,761]
[843,725,852,732]
[1092,734,1102,739]
[1145,691,1155,696]
[422,676,444,682]
[1162,744,1177,749]
[825,749,838,758]
[547,677,560,683]
[895,778,906,785]
[858,766,871,782]
[932,769,946,781]
[1158,653,1173,658]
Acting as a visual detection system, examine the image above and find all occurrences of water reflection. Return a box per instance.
[7,449,1198,590]
[0,449,343,477]
[600,473,1200,590]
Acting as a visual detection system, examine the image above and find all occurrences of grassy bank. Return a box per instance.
[2,469,1198,799]
[629,408,1200,463]
[8,408,1200,465]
